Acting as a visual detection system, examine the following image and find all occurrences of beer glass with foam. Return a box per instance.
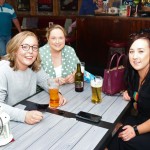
[91,76,103,103]
[48,79,59,109]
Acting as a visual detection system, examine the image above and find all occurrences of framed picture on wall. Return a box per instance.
[122,0,133,5]
[60,0,78,11]
[17,0,30,11]
[38,0,53,11]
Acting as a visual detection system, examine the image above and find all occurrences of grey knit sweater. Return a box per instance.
[0,60,49,122]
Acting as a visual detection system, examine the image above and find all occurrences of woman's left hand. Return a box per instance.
[55,77,66,85]
[58,93,67,106]
[65,72,75,84]
[118,125,136,141]
[123,91,131,101]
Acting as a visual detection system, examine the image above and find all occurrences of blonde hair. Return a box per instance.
[46,24,67,41]
[6,31,41,71]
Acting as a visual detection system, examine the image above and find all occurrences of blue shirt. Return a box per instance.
[0,3,17,36]
[79,0,97,15]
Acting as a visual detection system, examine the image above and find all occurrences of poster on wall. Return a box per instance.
[17,0,30,11]
[60,0,78,11]
[38,0,53,11]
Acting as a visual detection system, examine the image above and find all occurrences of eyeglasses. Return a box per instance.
[21,44,38,52]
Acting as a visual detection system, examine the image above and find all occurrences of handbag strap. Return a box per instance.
[116,54,126,69]
[108,53,119,70]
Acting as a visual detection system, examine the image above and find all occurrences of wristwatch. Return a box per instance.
[133,125,139,136]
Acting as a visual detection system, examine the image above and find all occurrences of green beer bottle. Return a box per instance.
[75,63,84,92]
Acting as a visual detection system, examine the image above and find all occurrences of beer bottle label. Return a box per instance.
[75,81,83,88]
[75,63,84,92]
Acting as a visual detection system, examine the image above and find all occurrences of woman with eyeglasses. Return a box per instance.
[39,24,80,85]
[107,33,150,150]
[0,31,66,125]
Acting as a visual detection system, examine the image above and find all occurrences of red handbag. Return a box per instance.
[102,53,126,95]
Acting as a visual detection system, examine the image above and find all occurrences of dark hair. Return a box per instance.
[125,33,150,94]
[128,32,150,49]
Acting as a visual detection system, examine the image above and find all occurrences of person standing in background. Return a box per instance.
[79,0,97,15]
[0,0,21,57]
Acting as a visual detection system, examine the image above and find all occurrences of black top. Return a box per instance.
[138,73,150,120]
[129,72,150,122]
[108,73,150,150]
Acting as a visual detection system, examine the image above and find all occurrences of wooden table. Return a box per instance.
[1,83,130,150]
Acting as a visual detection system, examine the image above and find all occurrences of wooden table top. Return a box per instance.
[1,82,130,150]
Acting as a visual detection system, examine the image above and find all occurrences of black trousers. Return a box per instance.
[108,116,150,150]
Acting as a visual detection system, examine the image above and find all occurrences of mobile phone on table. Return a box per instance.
[76,111,102,123]
[36,104,49,111]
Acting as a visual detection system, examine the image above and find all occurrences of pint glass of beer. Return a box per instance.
[91,76,103,103]
[48,79,59,109]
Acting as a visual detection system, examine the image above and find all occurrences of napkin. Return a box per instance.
[84,70,95,83]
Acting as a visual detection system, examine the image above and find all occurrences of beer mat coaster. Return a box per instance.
[24,101,48,111]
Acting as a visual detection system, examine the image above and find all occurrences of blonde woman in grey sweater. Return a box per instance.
[0,31,66,125]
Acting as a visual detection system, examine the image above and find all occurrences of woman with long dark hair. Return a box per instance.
[107,33,150,149]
